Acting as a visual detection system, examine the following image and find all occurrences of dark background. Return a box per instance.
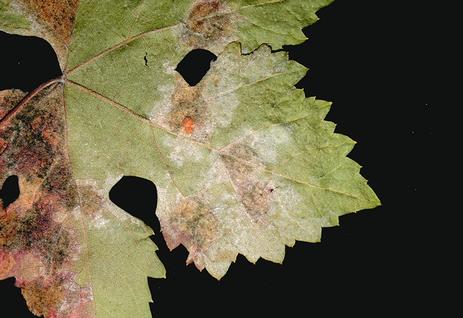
[0,0,446,316]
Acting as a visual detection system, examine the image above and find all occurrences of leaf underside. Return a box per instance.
[0,1,380,317]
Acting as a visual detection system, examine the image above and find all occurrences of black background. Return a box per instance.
[0,0,446,316]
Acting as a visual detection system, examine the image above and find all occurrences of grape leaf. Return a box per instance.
[0,0,380,317]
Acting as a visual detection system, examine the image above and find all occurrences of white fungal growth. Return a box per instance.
[198,156,236,206]
[270,183,303,216]
[149,83,175,122]
[162,135,205,167]
[205,91,239,128]
[91,213,109,229]
[163,61,177,75]
[249,125,292,164]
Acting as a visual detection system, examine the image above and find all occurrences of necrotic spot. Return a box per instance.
[0,31,61,92]
[0,175,20,209]
[109,176,159,232]
[176,49,217,86]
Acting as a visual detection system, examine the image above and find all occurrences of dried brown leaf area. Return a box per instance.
[0,86,94,317]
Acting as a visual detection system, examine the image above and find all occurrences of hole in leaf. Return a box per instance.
[176,49,217,86]
[0,31,62,92]
[0,278,35,317]
[1,175,20,209]
[144,52,149,66]
[109,176,159,232]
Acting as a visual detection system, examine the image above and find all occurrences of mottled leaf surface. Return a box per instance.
[0,0,379,317]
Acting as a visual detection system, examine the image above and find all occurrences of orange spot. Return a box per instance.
[182,116,195,134]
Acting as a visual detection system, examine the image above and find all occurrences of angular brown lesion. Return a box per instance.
[0,251,15,279]
[184,0,235,49]
[162,197,219,269]
[0,85,65,178]
[221,144,275,220]
[0,192,72,268]
[42,160,78,209]
[21,0,79,43]
[240,181,273,218]
[76,183,104,217]
[167,77,210,137]
[0,90,26,120]
[0,85,74,262]
[0,193,78,316]
[21,278,64,317]
[10,0,80,68]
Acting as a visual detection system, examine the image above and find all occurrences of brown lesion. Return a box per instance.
[168,78,209,137]
[184,0,235,48]
[76,184,103,217]
[21,0,79,44]
[0,85,65,178]
[222,144,275,219]
[0,192,76,315]
[43,161,78,209]
[0,195,71,268]
[162,198,219,269]
[21,278,64,318]
[240,181,273,218]
[0,86,75,267]
[0,90,27,120]
[0,251,15,279]
[13,0,79,68]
